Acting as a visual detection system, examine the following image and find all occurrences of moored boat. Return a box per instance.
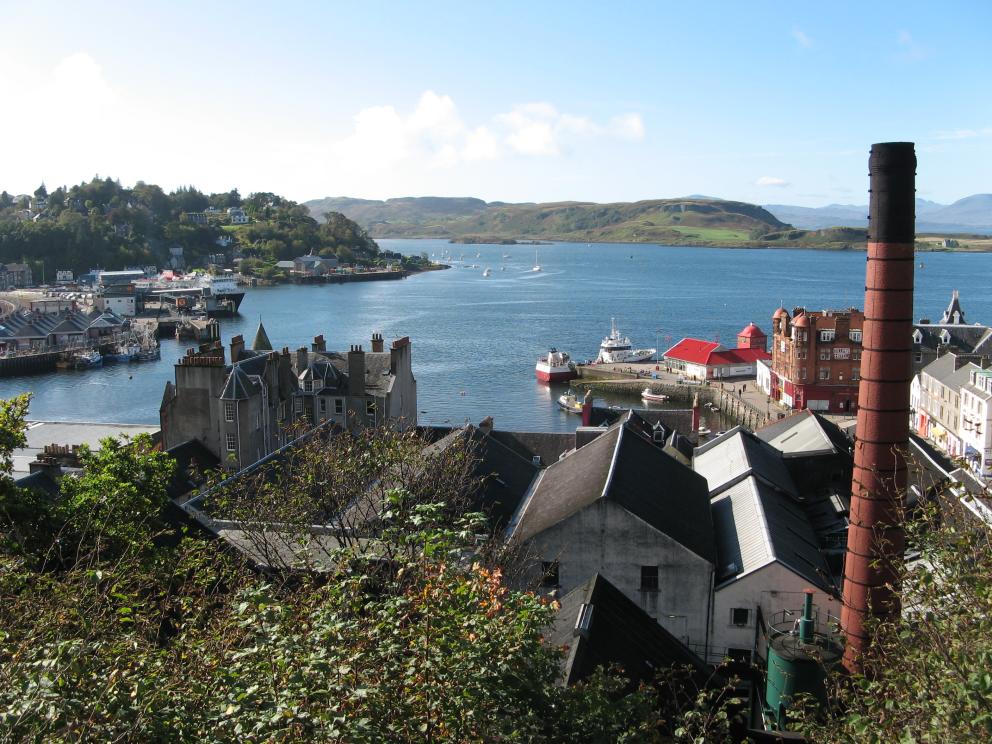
[536,348,577,382]
[557,391,585,414]
[73,350,103,369]
[596,318,656,364]
[641,387,669,402]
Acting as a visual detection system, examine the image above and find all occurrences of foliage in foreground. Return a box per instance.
[0,398,679,742]
[799,496,992,743]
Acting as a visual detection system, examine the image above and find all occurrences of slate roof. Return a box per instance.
[0,307,125,341]
[510,419,715,563]
[488,429,574,467]
[319,351,395,393]
[693,427,797,497]
[551,573,709,687]
[922,353,979,390]
[219,366,258,400]
[14,470,61,499]
[914,323,992,354]
[710,476,836,593]
[252,321,272,351]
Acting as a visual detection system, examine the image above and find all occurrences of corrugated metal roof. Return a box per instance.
[693,427,797,496]
[711,476,834,592]
[754,410,838,456]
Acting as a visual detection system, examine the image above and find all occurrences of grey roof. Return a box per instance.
[0,307,124,340]
[754,410,850,458]
[487,429,575,467]
[940,290,966,324]
[551,573,708,687]
[511,419,715,563]
[219,366,257,400]
[321,351,395,392]
[14,470,61,499]
[252,321,272,351]
[921,353,979,389]
[711,475,836,593]
[914,323,992,354]
[693,427,797,497]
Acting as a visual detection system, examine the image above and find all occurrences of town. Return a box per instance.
[3,142,990,741]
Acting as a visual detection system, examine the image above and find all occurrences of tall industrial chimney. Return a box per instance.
[840,142,916,674]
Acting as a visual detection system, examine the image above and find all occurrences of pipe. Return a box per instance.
[799,589,814,645]
[840,142,916,674]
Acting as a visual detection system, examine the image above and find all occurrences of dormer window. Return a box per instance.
[304,380,313,392]
[913,329,923,344]
[940,330,951,345]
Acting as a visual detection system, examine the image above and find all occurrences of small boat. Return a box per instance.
[536,348,578,382]
[557,391,585,415]
[73,350,103,369]
[532,246,541,272]
[502,253,512,259]
[482,268,492,277]
[697,426,711,435]
[641,388,669,403]
[500,266,506,271]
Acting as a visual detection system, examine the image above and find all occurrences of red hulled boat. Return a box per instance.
[535,348,577,382]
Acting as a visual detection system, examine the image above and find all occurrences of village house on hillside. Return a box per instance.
[160,325,417,470]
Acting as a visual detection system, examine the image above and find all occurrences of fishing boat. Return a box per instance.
[536,348,577,382]
[73,350,103,369]
[641,388,669,403]
[556,391,585,414]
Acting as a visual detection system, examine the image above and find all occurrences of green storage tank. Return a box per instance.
[765,590,842,729]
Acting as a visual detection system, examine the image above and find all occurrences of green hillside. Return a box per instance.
[304,196,798,246]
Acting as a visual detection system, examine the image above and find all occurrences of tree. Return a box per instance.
[33,183,47,199]
[799,496,992,743]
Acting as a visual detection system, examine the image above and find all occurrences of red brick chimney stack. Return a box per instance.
[840,142,916,674]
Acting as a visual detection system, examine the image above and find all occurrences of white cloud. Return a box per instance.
[792,29,813,48]
[755,176,790,187]
[896,29,929,61]
[330,93,645,170]
[933,128,992,141]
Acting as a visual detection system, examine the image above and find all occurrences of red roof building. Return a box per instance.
[663,325,771,380]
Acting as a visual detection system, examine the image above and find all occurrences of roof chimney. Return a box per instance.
[841,142,916,674]
[311,334,326,352]
[347,345,366,398]
[230,334,245,363]
[371,332,384,353]
[296,346,309,373]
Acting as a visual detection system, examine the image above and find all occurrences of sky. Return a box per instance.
[2,1,990,207]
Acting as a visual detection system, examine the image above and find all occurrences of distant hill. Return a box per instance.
[303,196,790,246]
[765,195,992,234]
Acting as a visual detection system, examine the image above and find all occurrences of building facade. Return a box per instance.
[912,291,992,373]
[663,323,770,380]
[769,306,864,413]
[161,328,418,470]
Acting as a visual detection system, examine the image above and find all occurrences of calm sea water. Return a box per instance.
[4,239,992,432]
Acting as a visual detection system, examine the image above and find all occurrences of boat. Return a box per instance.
[595,318,656,364]
[73,350,103,369]
[502,253,512,259]
[500,266,506,271]
[536,348,578,382]
[482,268,492,277]
[531,246,541,272]
[641,388,669,403]
[109,343,142,362]
[557,391,585,414]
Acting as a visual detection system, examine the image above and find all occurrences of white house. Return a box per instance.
[959,366,992,478]
[227,207,249,224]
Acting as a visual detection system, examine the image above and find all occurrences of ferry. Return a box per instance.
[641,388,669,403]
[135,270,246,317]
[536,348,577,382]
[596,319,656,364]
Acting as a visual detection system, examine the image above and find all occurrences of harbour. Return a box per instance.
[3,238,992,431]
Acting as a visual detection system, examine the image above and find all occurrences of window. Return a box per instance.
[295,398,303,414]
[640,565,659,591]
[820,330,835,342]
[334,398,344,415]
[819,348,831,361]
[726,648,752,664]
[853,349,862,361]
[849,329,862,343]
[731,608,750,626]
[819,367,830,380]
[304,380,313,392]
[796,349,807,360]
[319,398,327,413]
[225,433,237,452]
[852,367,860,381]
[779,340,786,353]
[800,367,807,380]
[914,351,923,363]
[366,398,376,419]
[541,561,559,588]
[224,401,235,422]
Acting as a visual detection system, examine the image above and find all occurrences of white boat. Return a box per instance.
[532,246,541,272]
[482,268,492,277]
[641,388,669,403]
[73,350,103,369]
[557,391,585,414]
[595,319,656,364]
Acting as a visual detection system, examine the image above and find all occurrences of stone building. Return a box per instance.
[160,325,417,470]
[507,415,716,658]
[912,291,992,373]
[769,306,864,414]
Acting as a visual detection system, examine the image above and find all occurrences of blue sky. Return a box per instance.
[2,1,990,206]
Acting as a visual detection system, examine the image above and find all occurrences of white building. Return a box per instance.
[960,367,992,478]
[756,358,772,396]
[913,353,978,460]
[693,428,841,664]
[227,207,249,224]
